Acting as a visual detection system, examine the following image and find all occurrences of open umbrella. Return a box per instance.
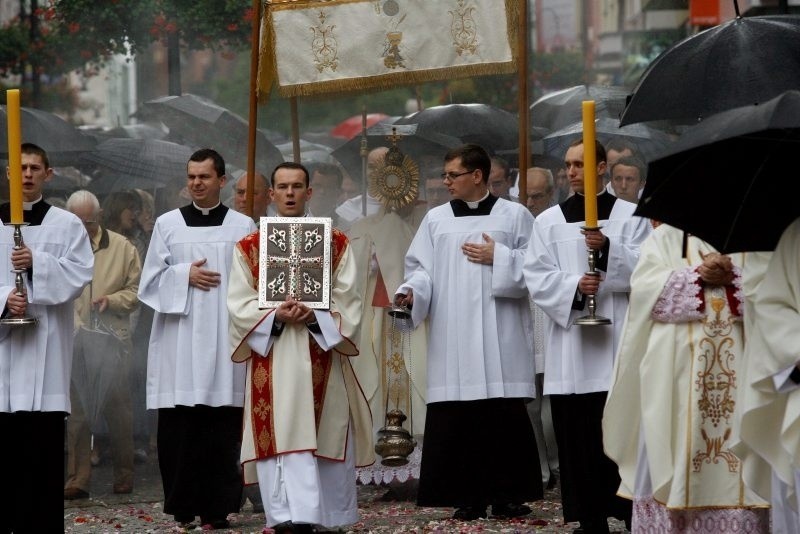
[542,117,673,162]
[620,14,800,126]
[276,139,338,165]
[0,106,96,166]
[330,123,461,182]
[394,104,518,152]
[635,90,800,253]
[80,138,193,195]
[530,85,629,132]
[139,94,284,176]
[330,113,391,140]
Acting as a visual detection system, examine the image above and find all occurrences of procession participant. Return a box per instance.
[228,162,373,534]
[395,144,541,520]
[737,217,800,533]
[139,148,256,529]
[234,171,274,220]
[64,190,141,500]
[0,143,93,532]
[609,156,646,204]
[604,224,770,532]
[524,138,649,533]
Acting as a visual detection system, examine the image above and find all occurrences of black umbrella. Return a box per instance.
[0,106,96,166]
[140,94,284,174]
[620,14,800,126]
[635,90,800,253]
[394,104,518,152]
[81,138,193,195]
[530,85,629,132]
[542,117,673,162]
[330,123,461,182]
[72,324,124,432]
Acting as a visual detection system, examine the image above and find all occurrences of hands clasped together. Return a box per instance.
[275,297,316,325]
[698,251,735,286]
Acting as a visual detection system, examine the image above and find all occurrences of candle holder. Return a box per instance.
[1,223,38,326]
[575,226,611,327]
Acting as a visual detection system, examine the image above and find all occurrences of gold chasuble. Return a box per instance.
[229,228,374,484]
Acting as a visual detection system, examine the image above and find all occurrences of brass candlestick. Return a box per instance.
[575,226,611,326]
[1,223,38,326]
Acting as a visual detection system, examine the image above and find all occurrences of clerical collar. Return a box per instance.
[23,196,44,210]
[450,191,498,217]
[193,201,221,215]
[559,190,616,224]
[180,202,228,227]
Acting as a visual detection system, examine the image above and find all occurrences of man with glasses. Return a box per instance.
[395,144,542,521]
[524,138,649,533]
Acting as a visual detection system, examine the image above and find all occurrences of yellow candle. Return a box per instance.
[582,100,598,228]
[6,89,23,224]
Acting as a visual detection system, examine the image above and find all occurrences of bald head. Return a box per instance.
[234,172,271,219]
[67,189,101,237]
[367,147,389,176]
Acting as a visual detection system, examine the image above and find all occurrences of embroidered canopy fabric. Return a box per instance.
[259,0,518,98]
[258,217,332,309]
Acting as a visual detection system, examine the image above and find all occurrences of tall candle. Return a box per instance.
[6,89,23,224]
[581,100,598,228]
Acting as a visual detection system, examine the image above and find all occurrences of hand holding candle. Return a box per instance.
[582,100,598,228]
[6,89,23,224]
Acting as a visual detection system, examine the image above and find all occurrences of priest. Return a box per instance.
[395,144,541,521]
[138,148,256,529]
[524,139,649,533]
[227,162,373,534]
[0,143,93,532]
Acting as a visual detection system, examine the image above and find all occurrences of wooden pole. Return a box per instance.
[245,0,262,218]
[290,97,301,163]
[517,0,529,205]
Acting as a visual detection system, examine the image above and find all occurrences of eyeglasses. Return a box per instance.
[440,170,474,180]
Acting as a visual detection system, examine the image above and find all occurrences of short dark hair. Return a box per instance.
[611,155,647,181]
[444,144,491,183]
[21,142,50,169]
[567,138,607,164]
[605,136,638,156]
[189,148,225,178]
[490,156,511,179]
[271,161,310,187]
[310,163,343,188]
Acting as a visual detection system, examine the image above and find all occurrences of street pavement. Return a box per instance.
[64,452,628,533]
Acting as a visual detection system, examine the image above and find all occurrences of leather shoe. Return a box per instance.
[113,482,133,494]
[272,520,314,533]
[452,505,487,520]
[64,487,89,500]
[491,502,532,518]
[200,518,230,529]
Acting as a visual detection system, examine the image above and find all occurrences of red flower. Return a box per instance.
[243,8,255,22]
[68,22,80,34]
[227,23,238,31]
[165,22,177,33]
[154,14,166,26]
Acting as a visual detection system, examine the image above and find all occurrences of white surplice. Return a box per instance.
[523,200,649,395]
[0,207,93,413]
[397,198,535,403]
[139,208,255,409]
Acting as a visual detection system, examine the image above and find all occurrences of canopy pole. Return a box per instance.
[290,97,301,163]
[361,105,368,216]
[245,0,262,218]
[517,0,530,204]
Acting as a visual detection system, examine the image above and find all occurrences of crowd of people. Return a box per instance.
[0,135,795,534]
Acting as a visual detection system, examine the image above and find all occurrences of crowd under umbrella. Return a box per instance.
[620,12,800,126]
[635,89,800,253]
[530,85,629,133]
[80,138,193,195]
[139,93,284,176]
[394,103,518,153]
[542,117,674,163]
[330,122,462,183]
[0,106,96,167]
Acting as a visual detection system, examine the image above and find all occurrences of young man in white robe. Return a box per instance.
[395,144,542,521]
[227,162,373,534]
[138,148,256,529]
[524,139,649,533]
[604,223,771,532]
[0,143,93,532]
[737,217,800,533]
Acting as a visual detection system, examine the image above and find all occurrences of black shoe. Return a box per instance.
[574,519,610,534]
[491,502,532,518]
[174,514,195,528]
[273,521,314,533]
[546,473,558,489]
[452,505,487,520]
